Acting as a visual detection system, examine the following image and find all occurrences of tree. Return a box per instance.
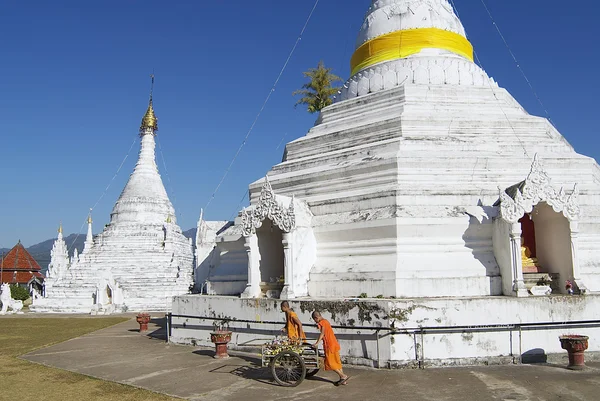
[10,284,30,301]
[293,61,342,113]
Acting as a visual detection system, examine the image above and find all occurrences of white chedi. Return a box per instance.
[32,89,194,314]
[195,0,600,300]
[0,283,24,314]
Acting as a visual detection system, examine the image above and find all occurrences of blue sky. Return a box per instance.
[1,0,599,247]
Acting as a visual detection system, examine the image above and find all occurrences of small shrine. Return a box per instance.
[0,241,44,294]
[494,155,582,296]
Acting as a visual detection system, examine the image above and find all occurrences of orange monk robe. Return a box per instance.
[317,319,342,371]
[285,311,306,340]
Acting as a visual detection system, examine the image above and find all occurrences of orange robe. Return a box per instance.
[317,319,342,371]
[285,311,306,340]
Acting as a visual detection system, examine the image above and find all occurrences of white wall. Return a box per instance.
[256,219,285,283]
[493,218,514,295]
[533,203,573,294]
[170,294,600,367]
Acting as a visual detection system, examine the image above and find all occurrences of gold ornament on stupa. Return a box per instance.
[140,74,158,133]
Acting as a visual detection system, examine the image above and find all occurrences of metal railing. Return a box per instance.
[165,313,600,368]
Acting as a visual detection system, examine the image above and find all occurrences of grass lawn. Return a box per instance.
[0,317,177,401]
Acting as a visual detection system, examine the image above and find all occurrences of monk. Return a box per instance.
[312,311,349,385]
[280,301,306,341]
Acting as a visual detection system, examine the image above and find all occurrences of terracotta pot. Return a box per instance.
[559,335,589,370]
[136,313,151,332]
[210,331,232,359]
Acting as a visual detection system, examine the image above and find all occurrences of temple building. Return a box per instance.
[173,0,600,367]
[32,86,194,314]
[0,241,44,293]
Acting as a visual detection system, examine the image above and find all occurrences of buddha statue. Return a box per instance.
[521,237,540,268]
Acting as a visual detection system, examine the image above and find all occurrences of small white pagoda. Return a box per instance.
[33,86,194,314]
[173,0,600,367]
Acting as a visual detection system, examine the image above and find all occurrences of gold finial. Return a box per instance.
[140,74,158,133]
[166,215,172,223]
[87,209,93,224]
[58,222,63,234]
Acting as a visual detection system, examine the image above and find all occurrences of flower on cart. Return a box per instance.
[263,337,304,356]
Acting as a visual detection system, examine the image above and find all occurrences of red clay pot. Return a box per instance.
[136,312,151,332]
[559,335,589,370]
[210,331,233,359]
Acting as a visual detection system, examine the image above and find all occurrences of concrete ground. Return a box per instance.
[20,317,600,401]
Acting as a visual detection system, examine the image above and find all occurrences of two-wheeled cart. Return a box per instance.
[262,341,323,387]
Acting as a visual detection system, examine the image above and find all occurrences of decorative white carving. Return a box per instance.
[47,229,69,280]
[498,155,580,224]
[0,283,24,314]
[241,177,296,236]
[336,56,497,102]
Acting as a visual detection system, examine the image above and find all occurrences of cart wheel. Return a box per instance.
[305,369,319,378]
[270,350,306,387]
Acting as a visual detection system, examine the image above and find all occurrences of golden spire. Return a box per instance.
[58,222,63,234]
[140,74,158,133]
[87,209,93,224]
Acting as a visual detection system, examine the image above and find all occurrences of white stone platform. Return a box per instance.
[170,294,600,367]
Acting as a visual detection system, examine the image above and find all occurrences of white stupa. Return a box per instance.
[33,83,194,313]
[172,0,600,366]
[194,0,600,299]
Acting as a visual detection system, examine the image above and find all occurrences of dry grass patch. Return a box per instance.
[0,317,177,401]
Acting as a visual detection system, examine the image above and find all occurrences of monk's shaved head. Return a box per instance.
[311,311,321,319]
[281,301,289,308]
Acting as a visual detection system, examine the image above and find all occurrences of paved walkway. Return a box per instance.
[21,318,600,401]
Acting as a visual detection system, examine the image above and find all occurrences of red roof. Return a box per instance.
[1,242,44,285]
[1,271,44,284]
[1,242,42,271]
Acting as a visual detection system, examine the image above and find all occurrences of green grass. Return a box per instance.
[0,317,178,401]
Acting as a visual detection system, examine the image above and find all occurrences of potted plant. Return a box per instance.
[559,334,589,370]
[210,319,233,359]
[136,312,151,332]
[565,280,574,295]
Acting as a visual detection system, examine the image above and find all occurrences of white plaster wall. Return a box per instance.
[171,295,389,367]
[290,227,317,297]
[170,294,600,367]
[389,296,600,364]
[533,203,573,293]
[493,218,513,296]
[205,236,248,295]
[256,219,285,283]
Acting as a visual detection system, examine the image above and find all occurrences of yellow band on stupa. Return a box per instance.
[350,28,474,76]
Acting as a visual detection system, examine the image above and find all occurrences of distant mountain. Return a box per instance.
[183,228,197,241]
[9,229,197,276]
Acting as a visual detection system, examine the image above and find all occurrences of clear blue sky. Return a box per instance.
[1,0,599,247]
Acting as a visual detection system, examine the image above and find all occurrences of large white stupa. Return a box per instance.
[194,0,600,299]
[173,0,600,366]
[33,86,194,313]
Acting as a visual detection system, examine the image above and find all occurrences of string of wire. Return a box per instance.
[67,136,139,252]
[449,0,530,160]
[202,0,320,214]
[478,0,554,127]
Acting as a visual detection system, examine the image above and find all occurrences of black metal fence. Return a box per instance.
[165,313,600,368]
